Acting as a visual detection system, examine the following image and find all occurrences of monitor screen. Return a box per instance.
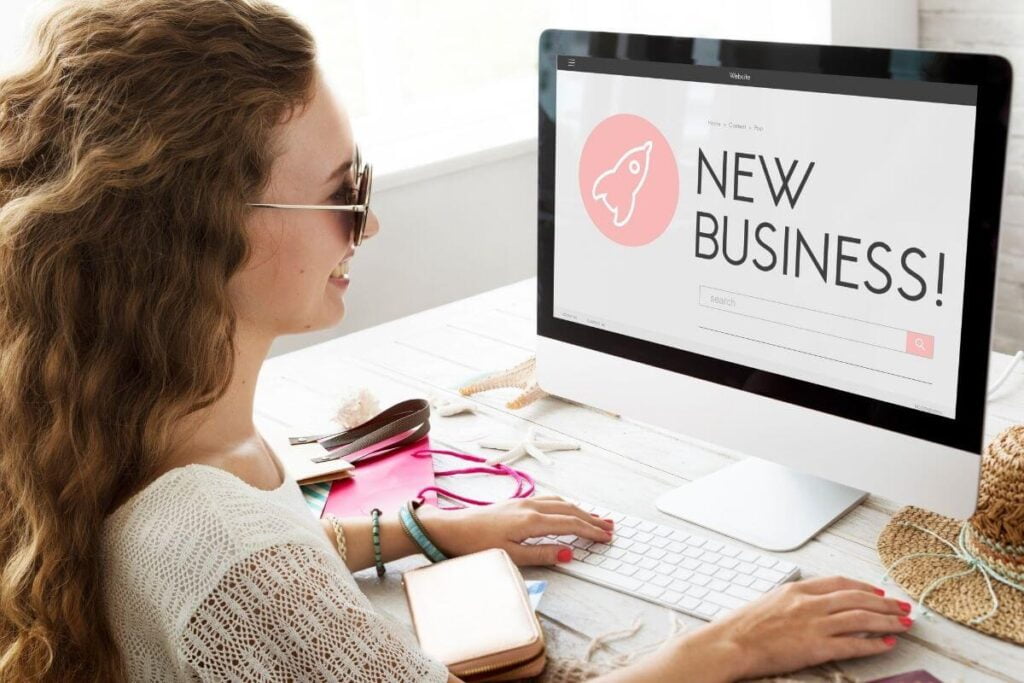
[539,32,1010,452]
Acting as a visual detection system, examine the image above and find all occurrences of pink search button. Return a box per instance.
[905,331,934,358]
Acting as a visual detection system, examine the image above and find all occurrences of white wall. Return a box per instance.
[268,150,537,356]
[919,0,1024,354]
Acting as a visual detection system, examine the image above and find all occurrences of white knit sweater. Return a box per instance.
[101,463,449,682]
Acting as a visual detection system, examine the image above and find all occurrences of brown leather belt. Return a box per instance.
[288,398,431,465]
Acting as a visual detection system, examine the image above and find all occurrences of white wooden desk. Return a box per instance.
[255,278,1024,682]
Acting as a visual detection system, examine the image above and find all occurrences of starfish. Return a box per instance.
[478,425,580,466]
[459,355,548,409]
[429,393,478,417]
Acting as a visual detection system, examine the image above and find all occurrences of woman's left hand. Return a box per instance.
[416,496,615,566]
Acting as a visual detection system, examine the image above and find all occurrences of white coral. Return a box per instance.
[332,386,381,429]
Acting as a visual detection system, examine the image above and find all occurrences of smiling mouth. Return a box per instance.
[329,260,350,279]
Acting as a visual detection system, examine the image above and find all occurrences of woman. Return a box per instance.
[0,1,913,681]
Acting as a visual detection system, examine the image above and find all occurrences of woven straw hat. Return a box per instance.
[876,424,1024,644]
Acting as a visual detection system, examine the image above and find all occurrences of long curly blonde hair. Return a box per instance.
[0,1,316,679]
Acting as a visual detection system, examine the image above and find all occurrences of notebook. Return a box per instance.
[321,435,437,518]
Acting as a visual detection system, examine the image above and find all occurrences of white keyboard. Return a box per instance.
[524,498,801,621]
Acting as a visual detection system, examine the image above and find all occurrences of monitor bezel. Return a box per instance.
[537,29,1012,453]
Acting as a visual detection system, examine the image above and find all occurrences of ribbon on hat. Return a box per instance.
[882,519,1024,624]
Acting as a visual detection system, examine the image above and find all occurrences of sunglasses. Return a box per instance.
[247,146,373,246]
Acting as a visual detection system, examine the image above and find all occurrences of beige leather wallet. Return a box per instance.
[402,548,547,681]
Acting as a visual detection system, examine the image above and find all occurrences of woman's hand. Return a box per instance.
[649,575,913,682]
[416,495,615,566]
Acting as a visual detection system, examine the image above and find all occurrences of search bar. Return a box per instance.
[699,286,934,359]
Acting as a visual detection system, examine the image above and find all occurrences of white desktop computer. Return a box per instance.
[536,30,1012,551]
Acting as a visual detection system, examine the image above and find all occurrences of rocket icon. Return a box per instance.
[591,140,653,228]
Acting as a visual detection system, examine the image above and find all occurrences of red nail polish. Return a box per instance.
[873,588,885,596]
[897,600,911,613]
[882,635,897,647]
[604,518,614,527]
[899,616,913,627]
[557,547,572,563]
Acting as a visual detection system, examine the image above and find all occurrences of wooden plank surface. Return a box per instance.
[256,278,1024,682]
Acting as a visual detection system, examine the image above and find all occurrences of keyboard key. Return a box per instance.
[589,543,611,554]
[686,537,706,549]
[738,550,759,562]
[635,532,653,543]
[572,548,590,561]
[583,554,604,566]
[687,586,709,599]
[701,551,723,564]
[709,579,729,592]
[669,530,690,543]
[751,578,775,592]
[690,574,710,587]
[637,521,656,532]
[677,596,700,610]
[652,574,672,588]
[602,559,622,571]
[657,562,676,576]
[670,579,691,593]
[737,562,757,575]
[650,537,670,549]
[754,567,785,583]
[695,563,717,576]
[704,540,724,552]
[757,556,778,569]
[639,558,658,570]
[667,541,686,554]
[717,558,739,570]
[706,590,746,611]
[564,560,643,592]
[646,548,666,560]
[663,589,683,604]
[719,545,742,558]
[672,570,694,583]
[623,552,642,565]
[635,569,655,582]
[715,568,737,582]
[572,538,595,549]
[726,584,762,602]
[611,538,634,550]
[664,552,683,564]
[621,516,643,528]
[619,564,638,577]
[734,574,754,587]
[605,548,625,559]
[696,602,720,618]
[683,548,703,559]
[681,558,700,571]
[640,585,665,599]
[617,526,637,539]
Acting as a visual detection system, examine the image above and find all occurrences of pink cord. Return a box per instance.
[410,448,535,509]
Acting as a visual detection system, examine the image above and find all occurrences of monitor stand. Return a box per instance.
[655,457,867,552]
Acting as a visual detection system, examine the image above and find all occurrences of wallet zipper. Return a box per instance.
[458,647,545,680]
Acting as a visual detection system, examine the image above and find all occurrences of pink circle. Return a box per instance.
[578,114,679,247]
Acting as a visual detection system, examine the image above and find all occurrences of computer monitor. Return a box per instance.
[535,29,1012,551]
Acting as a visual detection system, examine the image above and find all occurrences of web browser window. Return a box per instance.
[553,56,978,419]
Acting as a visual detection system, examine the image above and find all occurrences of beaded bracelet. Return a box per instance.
[325,515,348,563]
[398,499,448,563]
[370,508,385,577]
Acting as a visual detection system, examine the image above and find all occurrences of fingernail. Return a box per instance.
[883,635,897,647]
[873,588,885,596]
[897,600,911,613]
[899,616,913,627]
[603,518,614,527]
[557,547,572,563]
[604,529,613,539]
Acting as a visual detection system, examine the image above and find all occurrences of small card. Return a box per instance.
[867,671,943,683]
[525,579,548,610]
